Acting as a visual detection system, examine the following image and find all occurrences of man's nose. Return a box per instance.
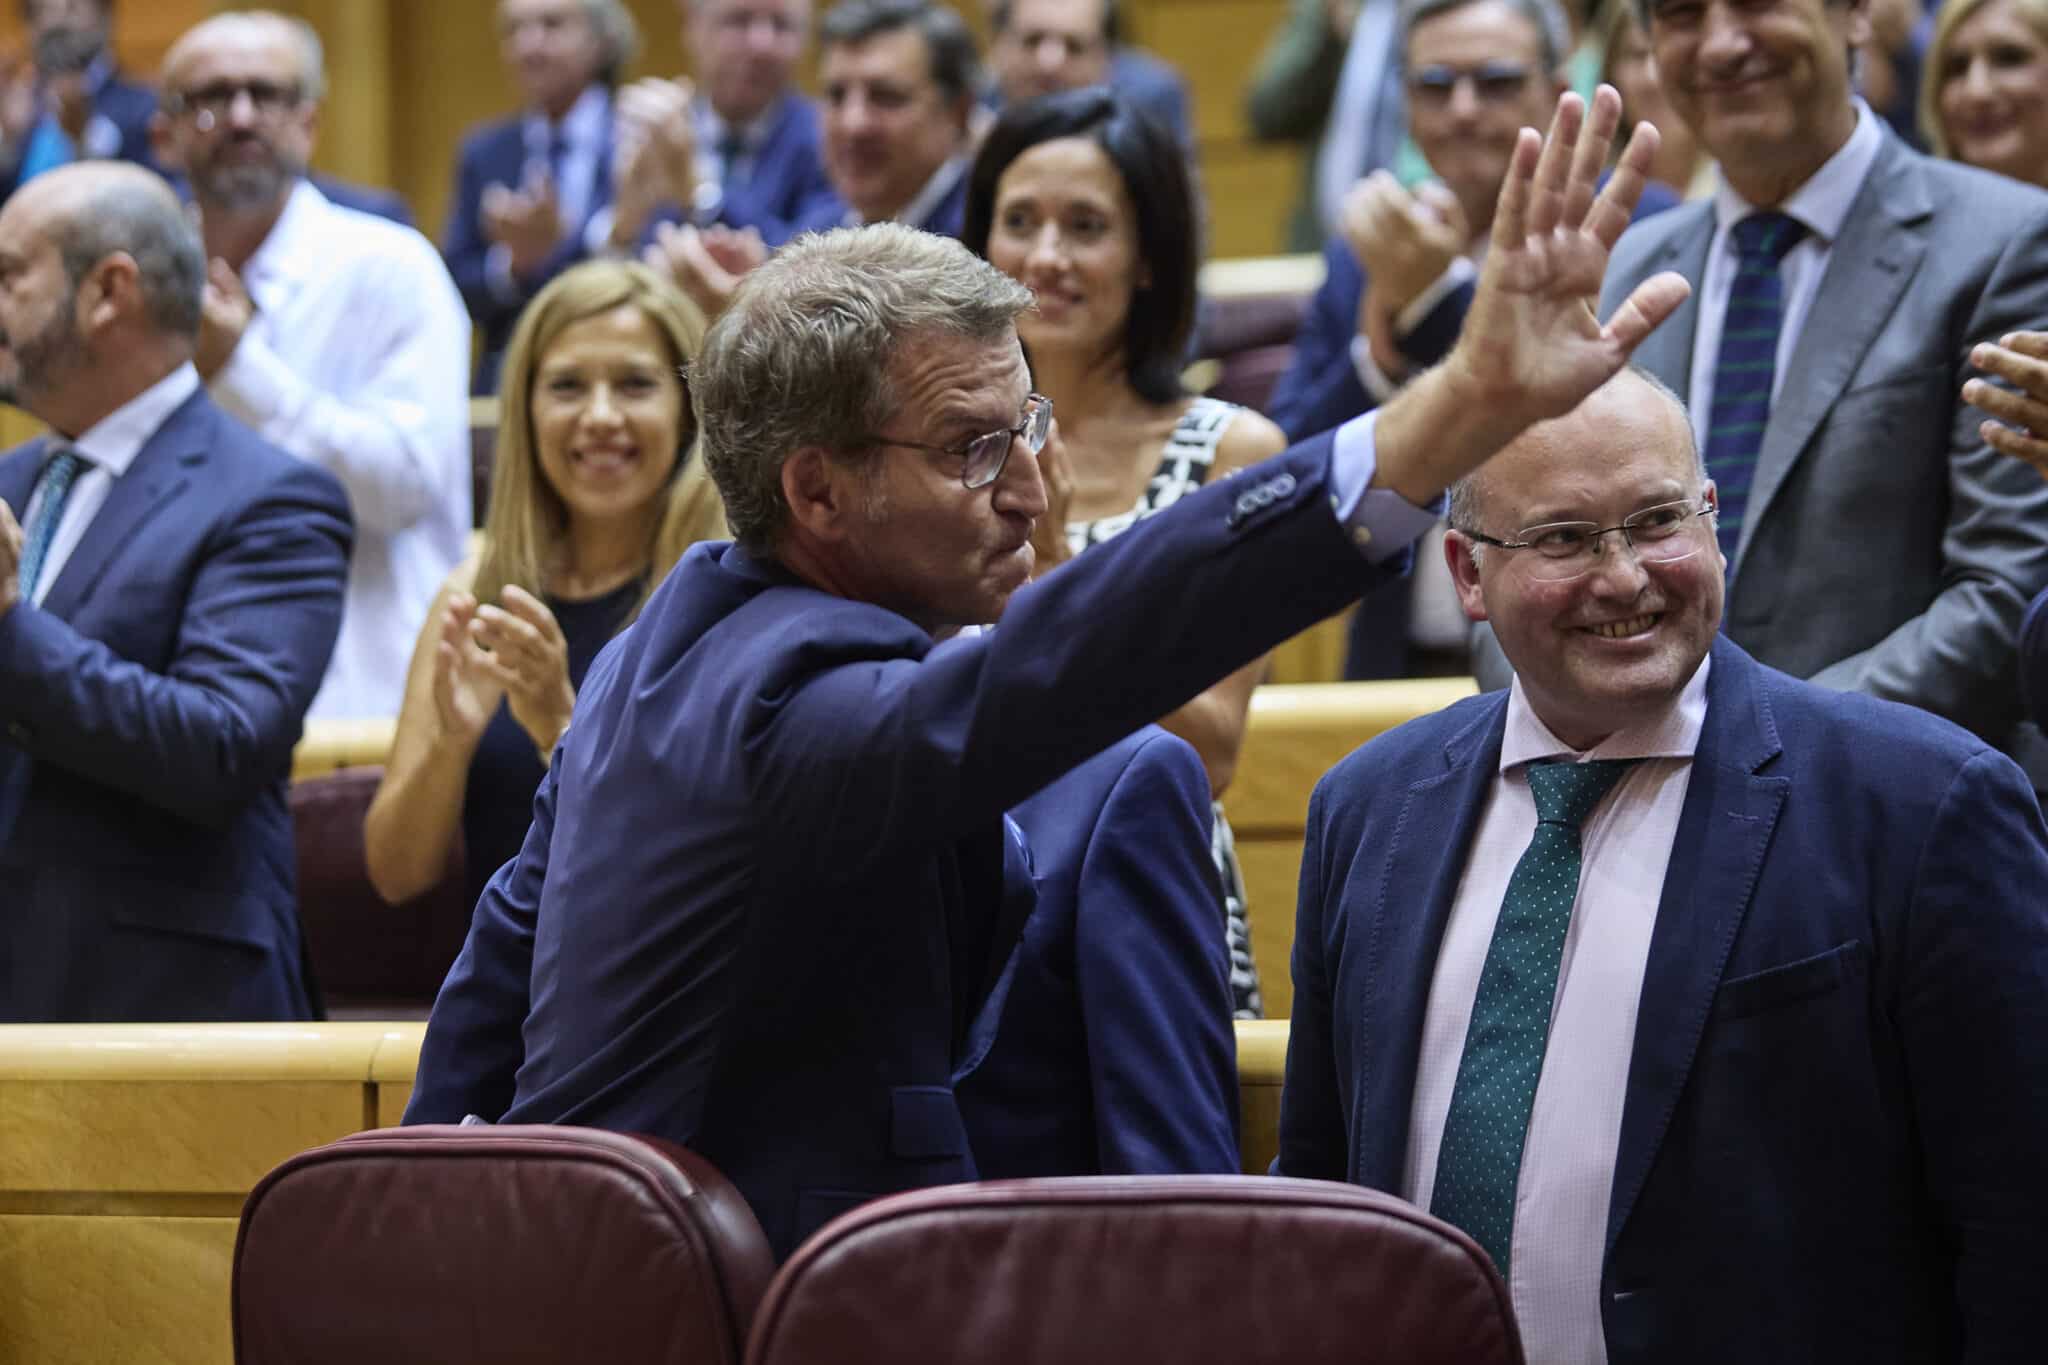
[1583,532,1651,592]
[1698,1,1753,65]
[994,434,1049,518]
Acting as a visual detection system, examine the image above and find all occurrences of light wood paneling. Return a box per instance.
[1235,1017,1286,1175]
[0,1215,239,1365]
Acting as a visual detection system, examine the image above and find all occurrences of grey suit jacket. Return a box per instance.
[1584,133,2048,772]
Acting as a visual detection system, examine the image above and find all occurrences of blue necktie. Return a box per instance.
[1703,212,1806,563]
[1430,757,1636,1278]
[717,130,748,191]
[17,448,87,600]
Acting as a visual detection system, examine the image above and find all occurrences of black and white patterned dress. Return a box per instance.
[1066,396,1265,1018]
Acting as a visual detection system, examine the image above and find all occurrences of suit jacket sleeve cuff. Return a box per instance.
[1328,410,1446,564]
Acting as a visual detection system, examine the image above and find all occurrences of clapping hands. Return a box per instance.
[434,585,576,761]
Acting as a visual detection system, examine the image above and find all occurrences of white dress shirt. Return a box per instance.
[19,363,200,607]
[1402,656,1710,1365]
[1685,101,1884,451]
[840,153,969,231]
[210,179,472,719]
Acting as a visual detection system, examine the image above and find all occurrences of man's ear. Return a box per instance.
[147,112,185,175]
[781,446,858,543]
[76,252,140,337]
[1444,528,1490,623]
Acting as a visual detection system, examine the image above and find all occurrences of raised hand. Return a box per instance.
[1448,86,1691,430]
[1343,173,1468,317]
[481,172,565,279]
[468,584,576,761]
[1965,332,2048,479]
[1370,87,1691,505]
[645,221,764,317]
[1028,415,1075,578]
[430,591,504,747]
[195,259,254,380]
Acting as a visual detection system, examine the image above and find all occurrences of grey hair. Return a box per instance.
[1447,367,1703,544]
[1399,0,1570,73]
[581,0,641,87]
[693,223,1034,552]
[52,175,206,337]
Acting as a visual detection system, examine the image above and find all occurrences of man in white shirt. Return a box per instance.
[1583,0,2048,787]
[0,161,350,1020]
[1280,366,2048,1363]
[149,10,471,720]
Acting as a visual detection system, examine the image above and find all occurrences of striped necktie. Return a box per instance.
[1429,757,1636,1278]
[17,447,87,600]
[1703,211,1806,564]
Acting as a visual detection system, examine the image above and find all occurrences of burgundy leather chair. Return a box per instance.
[746,1176,1524,1365]
[234,1125,774,1365]
[289,765,471,1017]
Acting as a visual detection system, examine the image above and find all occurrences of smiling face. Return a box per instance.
[839,329,1047,632]
[1936,0,2048,187]
[499,0,604,118]
[529,303,687,531]
[821,27,968,223]
[984,135,1141,367]
[1403,0,1563,234]
[1646,0,1866,198]
[1448,373,1724,750]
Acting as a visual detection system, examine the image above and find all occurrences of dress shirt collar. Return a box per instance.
[524,82,609,152]
[1500,653,1710,771]
[843,151,968,229]
[63,362,200,478]
[1711,98,1883,248]
[239,177,336,315]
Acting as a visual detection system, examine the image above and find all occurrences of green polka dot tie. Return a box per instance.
[1429,757,1637,1278]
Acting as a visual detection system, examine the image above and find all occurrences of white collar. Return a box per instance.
[524,83,610,151]
[238,177,333,314]
[845,151,968,229]
[65,363,202,479]
[1500,652,1711,771]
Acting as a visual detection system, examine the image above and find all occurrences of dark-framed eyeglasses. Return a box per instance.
[1406,61,1534,107]
[172,79,306,125]
[1461,496,1716,581]
[866,393,1053,489]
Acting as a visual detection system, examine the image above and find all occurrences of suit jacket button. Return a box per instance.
[1273,474,1297,497]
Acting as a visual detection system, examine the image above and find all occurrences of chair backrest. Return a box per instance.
[745,1176,1525,1365]
[234,1125,775,1365]
[288,765,470,1016]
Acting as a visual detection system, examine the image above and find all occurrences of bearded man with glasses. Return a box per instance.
[1280,365,2048,1365]
[144,10,470,720]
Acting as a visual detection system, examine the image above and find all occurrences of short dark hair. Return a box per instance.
[962,87,1196,405]
[989,0,1121,44]
[820,0,980,104]
[1401,0,1567,72]
[52,177,205,337]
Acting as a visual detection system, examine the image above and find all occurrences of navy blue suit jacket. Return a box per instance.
[954,726,1239,1177]
[442,105,616,386]
[0,389,352,1022]
[645,93,838,250]
[1279,636,2048,1363]
[1109,48,1193,151]
[407,432,1382,1258]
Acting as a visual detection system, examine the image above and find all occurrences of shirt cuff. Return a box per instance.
[1327,409,1446,564]
[1395,256,1476,335]
[484,243,523,304]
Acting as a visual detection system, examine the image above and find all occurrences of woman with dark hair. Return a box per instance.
[965,87,1286,1017]
[365,260,726,910]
